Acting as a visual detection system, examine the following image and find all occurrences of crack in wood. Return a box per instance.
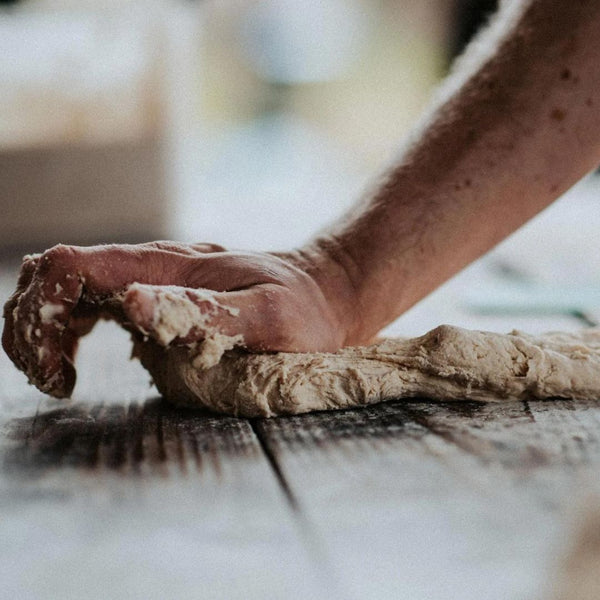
[521,399,536,422]
[250,418,350,600]
[250,419,299,511]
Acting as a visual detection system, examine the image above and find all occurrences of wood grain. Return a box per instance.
[0,264,333,600]
[2,252,600,600]
[254,307,600,600]
[254,395,600,600]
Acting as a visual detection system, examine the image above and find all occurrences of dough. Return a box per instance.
[137,325,600,418]
[127,284,244,369]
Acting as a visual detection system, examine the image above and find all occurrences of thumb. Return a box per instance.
[121,283,280,351]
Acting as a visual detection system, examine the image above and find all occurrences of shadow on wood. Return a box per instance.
[2,398,259,478]
[253,400,487,451]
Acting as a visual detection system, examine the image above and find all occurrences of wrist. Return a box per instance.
[287,237,370,346]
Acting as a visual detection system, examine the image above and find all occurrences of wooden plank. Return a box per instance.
[255,398,600,600]
[254,310,600,600]
[0,263,334,600]
[254,402,558,600]
[0,403,332,600]
[404,397,600,500]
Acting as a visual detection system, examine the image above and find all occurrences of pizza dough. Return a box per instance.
[136,325,600,418]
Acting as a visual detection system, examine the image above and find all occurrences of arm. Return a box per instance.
[3,0,600,397]
[302,0,600,345]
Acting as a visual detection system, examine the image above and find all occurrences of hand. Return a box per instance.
[2,241,356,398]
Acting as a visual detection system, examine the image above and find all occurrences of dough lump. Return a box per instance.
[137,325,600,418]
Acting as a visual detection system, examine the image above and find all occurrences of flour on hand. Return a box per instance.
[127,283,244,370]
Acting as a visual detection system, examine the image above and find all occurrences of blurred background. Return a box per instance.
[1,0,599,332]
[0,0,500,251]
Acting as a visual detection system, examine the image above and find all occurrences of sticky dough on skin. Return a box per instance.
[17,283,244,397]
[129,284,244,369]
[39,303,64,324]
[137,325,600,418]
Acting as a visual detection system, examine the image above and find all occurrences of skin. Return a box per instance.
[3,0,600,398]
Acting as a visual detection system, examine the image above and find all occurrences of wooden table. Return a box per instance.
[1,249,599,600]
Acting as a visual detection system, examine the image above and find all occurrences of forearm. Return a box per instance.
[303,0,600,344]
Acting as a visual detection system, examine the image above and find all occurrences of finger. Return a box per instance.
[12,250,84,397]
[9,243,226,397]
[121,283,286,351]
[9,243,288,396]
[2,254,41,371]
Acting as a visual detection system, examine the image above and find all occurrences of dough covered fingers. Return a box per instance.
[2,253,41,373]
[1,242,229,397]
[2,243,354,399]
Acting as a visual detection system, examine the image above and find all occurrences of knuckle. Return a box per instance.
[21,253,41,270]
[39,244,77,274]
[144,241,193,255]
[258,287,297,349]
[16,254,42,287]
